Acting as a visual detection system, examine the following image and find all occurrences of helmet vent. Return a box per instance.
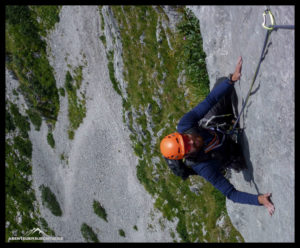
[178,148,180,154]
[176,138,179,144]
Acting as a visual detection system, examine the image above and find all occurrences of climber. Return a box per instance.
[160,56,275,216]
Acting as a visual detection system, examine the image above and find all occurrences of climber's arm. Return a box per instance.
[177,79,234,133]
[192,160,260,205]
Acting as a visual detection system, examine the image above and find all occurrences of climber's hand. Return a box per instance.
[231,56,243,82]
[258,193,275,216]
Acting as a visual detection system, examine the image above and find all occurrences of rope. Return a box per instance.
[230,29,271,133]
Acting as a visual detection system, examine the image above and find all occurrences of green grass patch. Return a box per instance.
[106,50,122,95]
[47,132,55,148]
[119,229,126,237]
[29,6,61,37]
[13,136,32,159]
[6,6,61,126]
[99,35,106,48]
[81,223,99,243]
[133,141,144,157]
[13,88,19,96]
[99,6,105,31]
[26,108,42,131]
[93,200,108,222]
[73,66,84,89]
[64,66,87,139]
[59,87,65,97]
[5,101,54,242]
[6,106,36,242]
[9,103,30,139]
[65,71,73,90]
[136,159,156,196]
[6,110,16,133]
[176,8,210,105]
[39,185,62,217]
[68,130,75,140]
[60,153,65,161]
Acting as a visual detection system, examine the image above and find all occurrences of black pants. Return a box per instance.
[203,77,237,124]
[204,77,246,172]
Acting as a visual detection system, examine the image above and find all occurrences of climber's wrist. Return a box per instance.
[228,72,241,84]
[228,73,236,84]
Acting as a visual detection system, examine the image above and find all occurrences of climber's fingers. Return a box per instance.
[264,193,275,216]
[267,202,275,216]
[258,193,275,216]
[231,56,243,82]
[235,56,243,73]
[231,57,243,82]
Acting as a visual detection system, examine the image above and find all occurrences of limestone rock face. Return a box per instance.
[188,5,294,242]
[6,6,179,242]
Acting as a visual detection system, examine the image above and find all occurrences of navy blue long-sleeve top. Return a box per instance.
[177,78,260,206]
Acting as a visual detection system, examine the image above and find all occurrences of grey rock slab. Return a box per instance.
[23,6,178,242]
[188,5,294,242]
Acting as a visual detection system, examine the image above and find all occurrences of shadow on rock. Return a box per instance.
[231,86,260,194]
[240,131,260,194]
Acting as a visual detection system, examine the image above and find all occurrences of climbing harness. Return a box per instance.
[229,8,294,134]
[203,130,225,153]
[199,114,237,154]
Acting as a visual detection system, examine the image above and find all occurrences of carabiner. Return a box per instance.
[262,9,276,30]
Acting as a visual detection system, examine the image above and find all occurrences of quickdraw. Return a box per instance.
[262,9,295,31]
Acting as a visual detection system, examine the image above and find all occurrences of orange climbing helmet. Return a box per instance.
[160,132,185,160]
